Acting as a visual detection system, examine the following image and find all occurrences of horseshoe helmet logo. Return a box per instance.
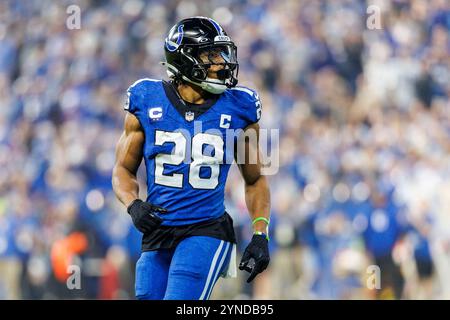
[165,24,184,52]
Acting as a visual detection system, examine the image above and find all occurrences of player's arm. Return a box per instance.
[112,112,144,207]
[112,113,167,233]
[236,122,271,234]
[235,122,271,283]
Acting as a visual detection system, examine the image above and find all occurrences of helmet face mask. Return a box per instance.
[188,43,239,87]
[164,17,239,94]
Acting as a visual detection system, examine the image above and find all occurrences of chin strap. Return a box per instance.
[161,61,228,94]
[181,75,227,94]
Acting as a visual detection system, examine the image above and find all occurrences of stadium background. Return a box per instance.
[0,0,449,299]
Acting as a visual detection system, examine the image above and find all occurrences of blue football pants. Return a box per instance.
[135,236,232,300]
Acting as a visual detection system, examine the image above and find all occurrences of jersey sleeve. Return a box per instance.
[123,90,134,113]
[124,79,144,114]
[123,78,161,115]
[231,86,262,126]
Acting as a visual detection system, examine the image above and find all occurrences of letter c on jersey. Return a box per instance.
[149,107,163,120]
[220,114,231,129]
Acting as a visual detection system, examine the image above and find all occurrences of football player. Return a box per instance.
[112,16,271,300]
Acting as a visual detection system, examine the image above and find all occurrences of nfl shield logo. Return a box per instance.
[185,111,195,122]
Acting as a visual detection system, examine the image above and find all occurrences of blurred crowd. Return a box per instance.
[0,0,449,299]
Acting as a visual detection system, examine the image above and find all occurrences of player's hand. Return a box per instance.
[127,199,167,234]
[239,234,270,283]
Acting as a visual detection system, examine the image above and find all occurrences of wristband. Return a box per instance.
[252,217,270,225]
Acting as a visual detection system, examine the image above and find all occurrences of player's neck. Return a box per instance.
[176,82,209,105]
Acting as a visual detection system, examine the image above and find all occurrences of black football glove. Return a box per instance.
[239,234,270,283]
[127,199,167,234]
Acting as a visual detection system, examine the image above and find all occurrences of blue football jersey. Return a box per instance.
[125,79,261,226]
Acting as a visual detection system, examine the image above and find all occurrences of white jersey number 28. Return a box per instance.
[154,130,223,189]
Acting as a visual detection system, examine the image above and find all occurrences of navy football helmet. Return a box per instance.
[163,16,239,94]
